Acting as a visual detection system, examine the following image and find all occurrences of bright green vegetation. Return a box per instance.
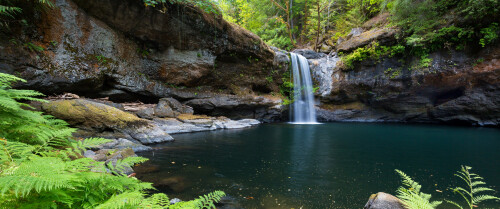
[0,73,225,208]
[395,170,443,209]
[396,166,500,209]
[340,42,405,69]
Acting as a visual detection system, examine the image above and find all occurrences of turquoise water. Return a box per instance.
[138,123,500,208]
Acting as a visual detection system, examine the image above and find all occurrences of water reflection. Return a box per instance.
[138,123,500,208]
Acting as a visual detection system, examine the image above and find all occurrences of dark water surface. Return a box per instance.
[138,123,500,209]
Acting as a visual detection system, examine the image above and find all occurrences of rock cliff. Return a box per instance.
[304,44,500,127]
[0,0,284,121]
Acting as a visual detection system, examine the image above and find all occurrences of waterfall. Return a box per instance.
[289,53,318,124]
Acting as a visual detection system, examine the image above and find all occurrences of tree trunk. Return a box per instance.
[314,1,321,52]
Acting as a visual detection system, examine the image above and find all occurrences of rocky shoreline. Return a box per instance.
[33,94,261,178]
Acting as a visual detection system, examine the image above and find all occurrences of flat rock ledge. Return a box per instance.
[154,115,260,134]
[40,97,261,154]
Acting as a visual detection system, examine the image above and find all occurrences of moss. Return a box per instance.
[176,114,211,120]
[42,99,145,129]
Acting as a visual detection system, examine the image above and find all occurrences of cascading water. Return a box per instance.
[289,53,318,124]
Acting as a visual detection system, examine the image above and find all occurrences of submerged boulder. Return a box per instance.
[364,192,405,209]
[42,99,173,144]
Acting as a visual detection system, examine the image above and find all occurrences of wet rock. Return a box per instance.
[292,49,326,59]
[364,192,405,209]
[309,55,341,97]
[337,28,397,53]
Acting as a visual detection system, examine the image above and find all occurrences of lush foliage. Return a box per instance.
[389,0,500,52]
[395,166,499,209]
[0,73,225,208]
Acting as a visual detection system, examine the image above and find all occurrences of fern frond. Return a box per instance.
[395,169,441,209]
[107,157,148,176]
[140,193,170,208]
[95,191,145,209]
[0,157,76,197]
[446,165,500,209]
[0,140,34,166]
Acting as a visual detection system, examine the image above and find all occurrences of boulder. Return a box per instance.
[154,101,177,118]
[136,108,155,119]
[364,192,405,209]
[337,28,397,53]
[160,98,184,113]
[42,99,173,144]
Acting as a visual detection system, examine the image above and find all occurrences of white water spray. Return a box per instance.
[289,53,318,124]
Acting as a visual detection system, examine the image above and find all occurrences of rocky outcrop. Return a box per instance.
[184,95,283,122]
[336,27,397,53]
[0,0,285,121]
[364,192,405,209]
[312,44,500,127]
[41,99,174,144]
[42,97,262,144]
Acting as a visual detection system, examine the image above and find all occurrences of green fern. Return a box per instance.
[446,166,500,209]
[395,169,442,209]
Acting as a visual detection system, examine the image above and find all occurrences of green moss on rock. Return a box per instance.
[42,99,147,130]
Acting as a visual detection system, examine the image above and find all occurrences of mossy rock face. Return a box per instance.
[42,99,147,131]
